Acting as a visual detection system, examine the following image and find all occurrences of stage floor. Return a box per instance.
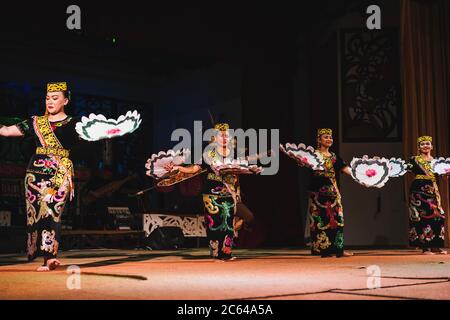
[0,248,449,300]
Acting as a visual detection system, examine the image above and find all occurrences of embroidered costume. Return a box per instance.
[202,123,241,260]
[407,136,446,249]
[16,113,79,262]
[308,150,347,257]
[304,129,348,257]
[13,82,142,265]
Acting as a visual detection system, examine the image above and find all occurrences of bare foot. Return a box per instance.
[47,259,61,270]
[36,266,50,272]
[343,251,354,257]
[216,256,237,262]
[431,249,448,255]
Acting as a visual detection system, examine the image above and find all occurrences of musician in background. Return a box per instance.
[81,164,138,229]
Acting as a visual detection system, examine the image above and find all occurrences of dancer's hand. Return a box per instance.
[163,162,175,172]
[0,124,24,137]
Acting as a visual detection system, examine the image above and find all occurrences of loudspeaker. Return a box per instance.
[145,226,184,250]
[107,207,132,230]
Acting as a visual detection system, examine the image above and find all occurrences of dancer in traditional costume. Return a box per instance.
[345,136,449,255]
[308,129,356,257]
[281,128,355,257]
[0,82,141,271]
[200,123,240,260]
[407,136,447,255]
[146,123,261,260]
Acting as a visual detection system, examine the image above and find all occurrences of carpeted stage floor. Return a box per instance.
[0,248,449,300]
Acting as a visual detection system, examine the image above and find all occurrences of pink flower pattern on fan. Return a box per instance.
[365,169,377,177]
[106,128,121,135]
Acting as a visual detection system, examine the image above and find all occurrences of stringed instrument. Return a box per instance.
[83,174,137,205]
[156,168,207,187]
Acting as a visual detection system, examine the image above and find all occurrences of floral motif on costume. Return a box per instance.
[408,194,422,221]
[209,240,219,258]
[211,186,229,196]
[413,186,444,220]
[409,227,418,242]
[40,230,59,255]
[420,225,435,242]
[439,226,445,240]
[33,158,58,175]
[310,191,343,231]
[421,184,436,196]
[209,198,234,233]
[203,195,219,214]
[222,235,233,255]
[38,199,53,221]
[319,185,338,198]
[26,203,37,227]
[205,214,214,228]
[313,231,331,252]
[27,230,38,258]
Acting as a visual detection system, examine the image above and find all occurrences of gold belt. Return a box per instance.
[415,174,435,182]
[314,172,335,178]
[36,147,70,158]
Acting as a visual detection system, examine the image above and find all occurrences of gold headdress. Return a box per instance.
[317,128,332,137]
[47,82,68,92]
[214,123,229,131]
[417,136,432,145]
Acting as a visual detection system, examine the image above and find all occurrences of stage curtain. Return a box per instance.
[400,0,450,246]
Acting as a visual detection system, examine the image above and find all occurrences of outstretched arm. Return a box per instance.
[341,166,352,176]
[0,125,24,137]
[173,164,201,174]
